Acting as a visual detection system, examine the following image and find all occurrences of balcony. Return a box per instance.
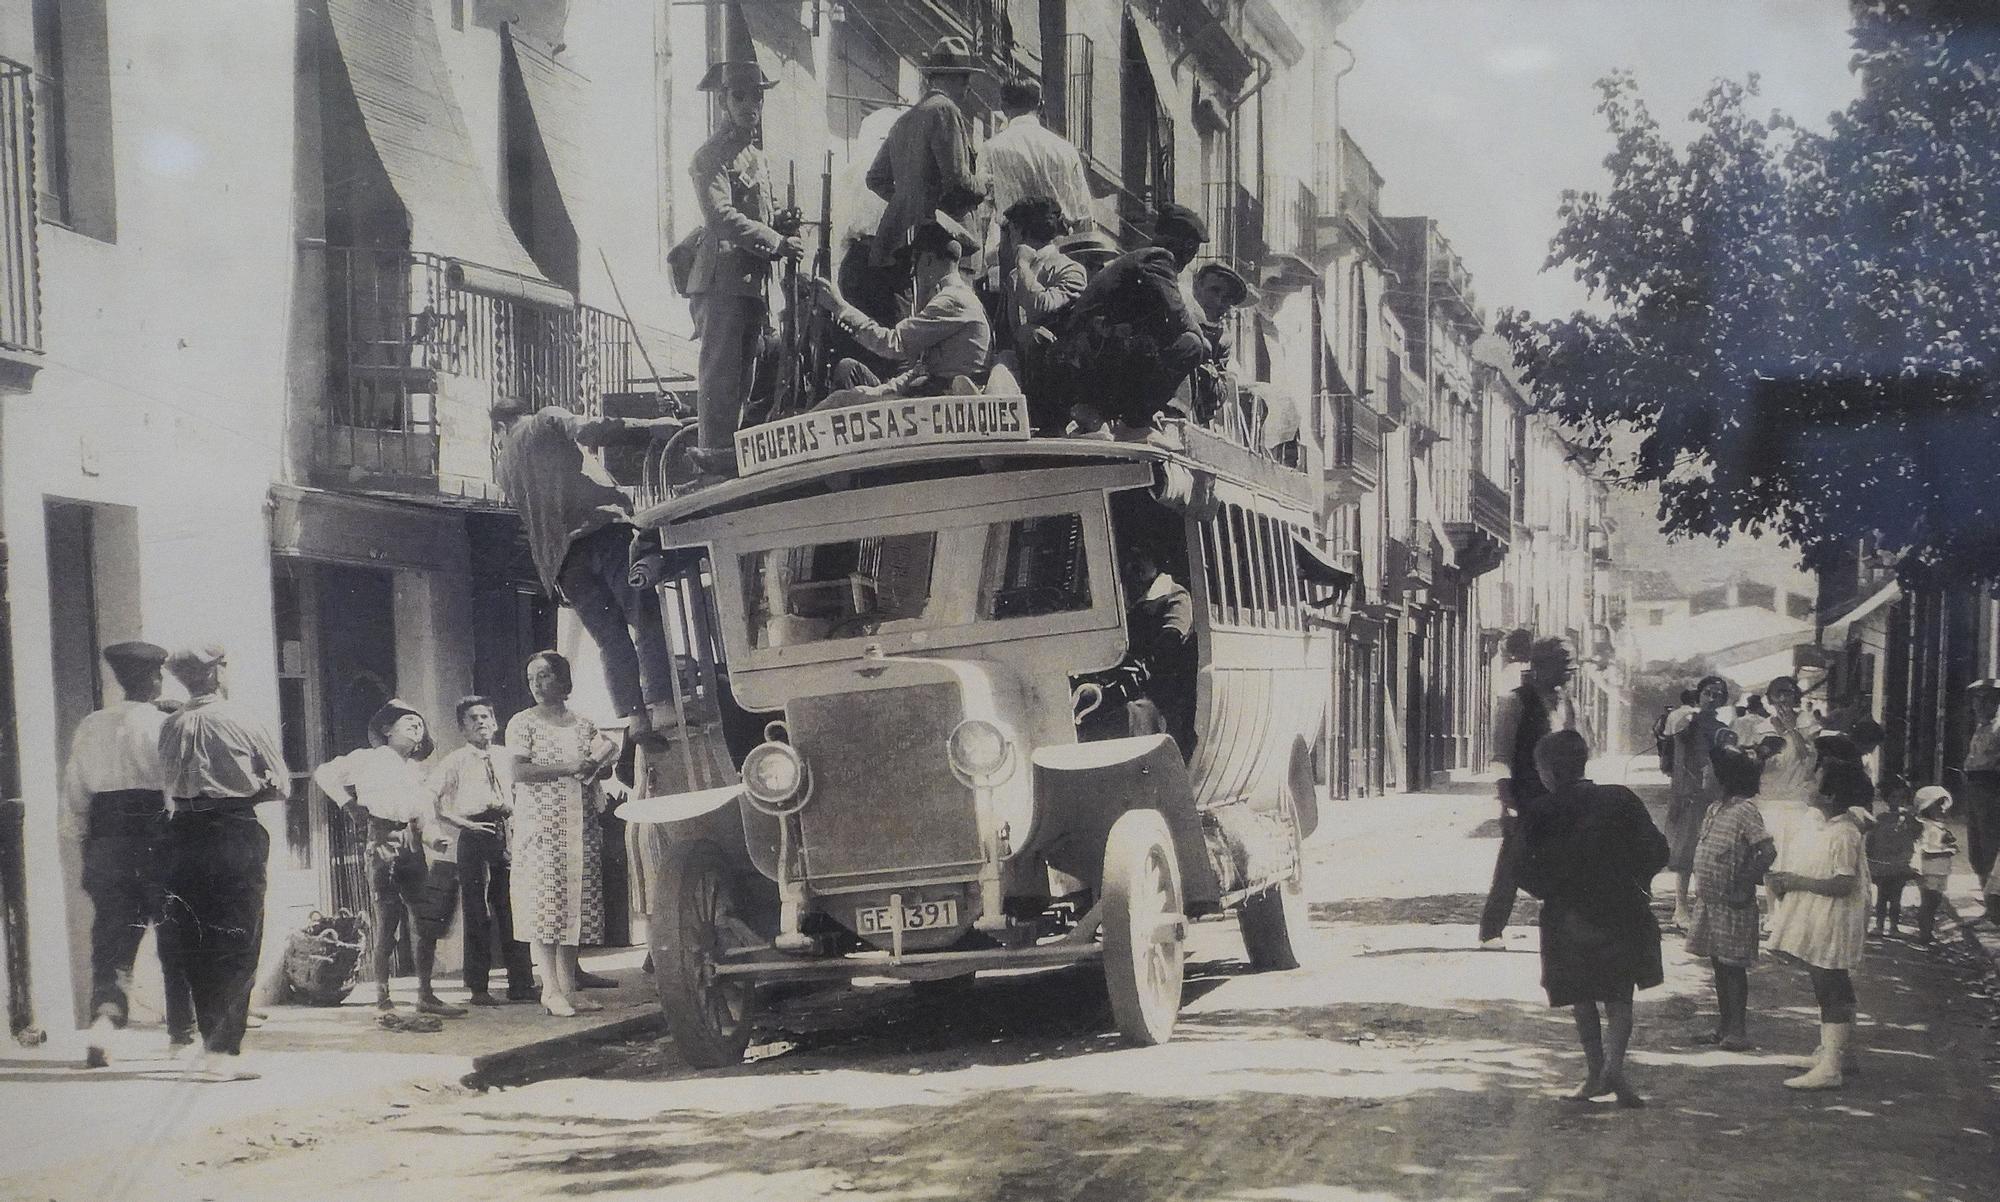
[1198,180,1265,283]
[1263,175,1320,267]
[0,59,42,390]
[1405,526,1439,590]
[1320,391,1383,505]
[1445,470,1511,577]
[310,247,636,503]
[1054,31,1095,162]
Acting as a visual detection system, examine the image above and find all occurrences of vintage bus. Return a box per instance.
[620,396,1343,1067]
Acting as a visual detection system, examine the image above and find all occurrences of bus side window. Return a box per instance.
[1199,518,1225,626]
[1200,510,1232,624]
[1258,514,1283,628]
[1230,505,1258,628]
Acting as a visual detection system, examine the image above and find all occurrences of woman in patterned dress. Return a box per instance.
[508,652,614,1017]
[1686,739,1777,1050]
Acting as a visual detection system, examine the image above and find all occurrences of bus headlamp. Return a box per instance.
[947,719,1014,783]
[741,741,809,815]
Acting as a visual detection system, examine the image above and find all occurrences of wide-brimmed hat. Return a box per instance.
[1153,203,1209,245]
[368,698,434,759]
[1058,229,1118,265]
[911,209,975,259]
[921,36,984,75]
[696,59,778,93]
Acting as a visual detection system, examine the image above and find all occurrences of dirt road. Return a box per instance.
[15,782,1999,1201]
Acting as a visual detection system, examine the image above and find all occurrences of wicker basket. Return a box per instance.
[280,909,370,1007]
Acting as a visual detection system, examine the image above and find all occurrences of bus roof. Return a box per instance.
[634,426,1316,529]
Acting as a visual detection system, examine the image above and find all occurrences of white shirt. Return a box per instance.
[313,745,433,827]
[60,700,167,841]
[982,113,1095,226]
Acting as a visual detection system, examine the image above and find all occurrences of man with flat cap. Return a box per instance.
[868,37,984,270]
[61,640,194,1064]
[1050,203,1211,438]
[157,643,288,1061]
[812,212,990,400]
[1182,261,1250,429]
[683,56,805,479]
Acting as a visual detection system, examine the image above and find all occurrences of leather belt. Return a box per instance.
[172,795,260,815]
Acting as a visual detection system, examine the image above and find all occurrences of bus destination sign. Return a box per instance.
[733,395,1033,477]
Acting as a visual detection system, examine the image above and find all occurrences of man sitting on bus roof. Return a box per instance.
[810,212,991,404]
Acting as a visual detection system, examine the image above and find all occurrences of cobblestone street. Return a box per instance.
[12,774,1996,1202]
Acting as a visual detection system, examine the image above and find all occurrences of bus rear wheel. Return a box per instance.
[1101,810,1185,1045]
[651,839,755,1069]
[1240,806,1312,971]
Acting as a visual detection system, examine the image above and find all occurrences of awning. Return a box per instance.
[324,0,556,288]
[1414,472,1459,569]
[506,29,592,240]
[1293,536,1355,602]
[1820,579,1900,645]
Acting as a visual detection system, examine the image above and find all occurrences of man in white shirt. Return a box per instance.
[982,75,1095,232]
[428,697,533,1004]
[62,641,194,1062]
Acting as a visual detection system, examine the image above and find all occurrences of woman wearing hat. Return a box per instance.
[314,701,465,1022]
[1960,679,2000,904]
[684,57,804,478]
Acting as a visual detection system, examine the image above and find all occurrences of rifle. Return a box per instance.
[768,154,835,419]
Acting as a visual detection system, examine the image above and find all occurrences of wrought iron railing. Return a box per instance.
[1060,31,1095,160]
[317,247,634,484]
[1404,525,1439,588]
[1321,390,1382,496]
[0,60,41,357]
[1468,470,1511,541]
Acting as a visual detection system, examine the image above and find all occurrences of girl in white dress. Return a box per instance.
[1766,759,1875,1090]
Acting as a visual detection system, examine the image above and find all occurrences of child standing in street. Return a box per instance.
[1686,740,1777,1050]
[1865,775,1918,936]
[1767,762,1876,1090]
[1911,785,1958,945]
[314,700,466,1022]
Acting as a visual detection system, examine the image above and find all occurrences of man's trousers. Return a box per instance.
[82,798,194,1039]
[457,824,531,996]
[160,809,268,1055]
[692,294,766,450]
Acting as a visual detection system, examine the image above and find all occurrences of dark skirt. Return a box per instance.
[1538,899,1664,1008]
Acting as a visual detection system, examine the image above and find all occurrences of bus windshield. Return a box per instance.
[739,512,1093,650]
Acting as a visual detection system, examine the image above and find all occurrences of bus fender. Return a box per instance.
[616,786,743,826]
[1029,735,1221,909]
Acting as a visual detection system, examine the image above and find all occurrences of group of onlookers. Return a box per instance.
[1512,668,1997,1106]
[313,651,622,1026]
[63,636,632,1078]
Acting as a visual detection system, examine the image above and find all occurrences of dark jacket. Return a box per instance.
[1050,248,1207,425]
[1517,780,1670,1007]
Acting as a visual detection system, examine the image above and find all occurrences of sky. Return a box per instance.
[1338,0,1864,322]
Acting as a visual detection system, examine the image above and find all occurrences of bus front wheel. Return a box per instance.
[1100,810,1185,1046]
[651,838,756,1069]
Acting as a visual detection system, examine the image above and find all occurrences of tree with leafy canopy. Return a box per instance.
[1498,0,2000,585]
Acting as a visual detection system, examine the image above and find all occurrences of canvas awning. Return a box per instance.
[1293,536,1355,598]
[324,0,559,293]
[1820,579,1900,645]
[506,29,592,239]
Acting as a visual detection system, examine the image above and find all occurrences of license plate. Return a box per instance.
[856,899,959,934]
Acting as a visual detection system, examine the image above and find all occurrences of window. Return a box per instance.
[739,513,1092,650]
[31,0,113,239]
[828,15,899,148]
[1229,506,1258,626]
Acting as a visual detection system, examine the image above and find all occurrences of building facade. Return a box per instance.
[0,0,1634,1039]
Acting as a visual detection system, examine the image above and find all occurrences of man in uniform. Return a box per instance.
[62,641,193,1065]
[1479,637,1576,943]
[867,38,984,272]
[685,58,805,479]
[157,643,288,1063]
[812,214,990,400]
